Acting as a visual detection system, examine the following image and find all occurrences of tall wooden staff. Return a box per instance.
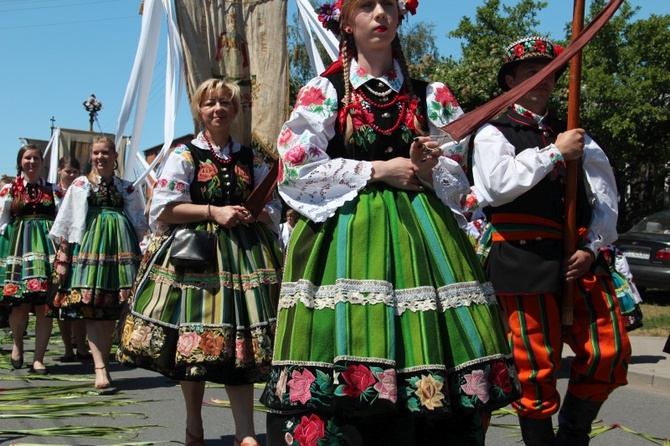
[562,0,586,326]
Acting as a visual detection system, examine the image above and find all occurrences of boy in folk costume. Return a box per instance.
[471,36,631,445]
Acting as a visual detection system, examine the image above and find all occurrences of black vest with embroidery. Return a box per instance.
[324,73,428,161]
[185,142,255,206]
[483,109,596,295]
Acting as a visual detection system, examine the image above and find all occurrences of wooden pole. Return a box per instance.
[562,0,586,326]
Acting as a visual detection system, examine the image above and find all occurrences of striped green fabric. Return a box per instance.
[2,216,57,304]
[275,186,508,372]
[70,207,141,291]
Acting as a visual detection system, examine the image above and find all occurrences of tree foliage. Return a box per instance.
[575,1,670,229]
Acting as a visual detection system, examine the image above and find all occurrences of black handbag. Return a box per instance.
[169,227,216,270]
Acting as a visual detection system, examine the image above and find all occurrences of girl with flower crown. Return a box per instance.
[0,145,60,374]
[50,137,147,390]
[260,0,519,444]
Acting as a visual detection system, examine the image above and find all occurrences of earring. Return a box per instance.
[344,26,352,34]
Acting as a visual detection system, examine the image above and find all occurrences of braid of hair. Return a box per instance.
[340,37,355,151]
[393,37,426,135]
[11,173,22,215]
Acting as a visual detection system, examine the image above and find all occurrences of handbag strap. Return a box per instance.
[244,161,279,218]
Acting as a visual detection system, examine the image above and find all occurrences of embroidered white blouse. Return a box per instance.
[472,108,618,254]
[277,59,472,227]
[149,133,281,232]
[49,175,148,244]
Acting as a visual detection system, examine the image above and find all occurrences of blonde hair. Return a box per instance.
[190,78,241,121]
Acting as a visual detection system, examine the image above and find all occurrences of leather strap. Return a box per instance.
[244,160,279,218]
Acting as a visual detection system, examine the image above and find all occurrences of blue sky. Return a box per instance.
[0,0,668,177]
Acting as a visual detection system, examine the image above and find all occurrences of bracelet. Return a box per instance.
[206,203,212,221]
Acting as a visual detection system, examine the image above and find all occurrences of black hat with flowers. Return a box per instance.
[497,36,565,91]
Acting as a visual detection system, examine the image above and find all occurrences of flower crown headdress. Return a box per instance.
[317,0,418,36]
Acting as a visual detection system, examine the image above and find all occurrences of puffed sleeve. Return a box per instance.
[582,135,618,253]
[119,178,148,241]
[423,81,473,228]
[148,144,195,229]
[472,123,566,207]
[49,177,90,244]
[0,184,12,235]
[277,76,373,223]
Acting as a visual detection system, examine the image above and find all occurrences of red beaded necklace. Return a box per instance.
[354,85,408,136]
[22,178,44,204]
[203,133,234,165]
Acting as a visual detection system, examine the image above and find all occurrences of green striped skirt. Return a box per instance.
[261,186,520,421]
[49,207,142,320]
[116,221,282,385]
[2,215,56,306]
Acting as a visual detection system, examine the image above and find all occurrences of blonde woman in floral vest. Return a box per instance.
[117,78,282,446]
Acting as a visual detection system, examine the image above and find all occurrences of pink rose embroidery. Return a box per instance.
[461,369,491,403]
[26,279,42,292]
[197,161,219,183]
[297,86,326,107]
[278,127,293,147]
[177,332,200,356]
[373,369,398,403]
[284,146,308,167]
[288,368,316,404]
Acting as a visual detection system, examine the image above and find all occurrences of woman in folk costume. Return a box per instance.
[49,156,92,362]
[260,1,519,444]
[0,145,59,374]
[116,78,282,446]
[50,137,147,390]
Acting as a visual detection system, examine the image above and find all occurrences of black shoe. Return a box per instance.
[59,354,77,363]
[10,355,24,369]
[28,366,49,375]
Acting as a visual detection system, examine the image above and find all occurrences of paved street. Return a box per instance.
[1,332,669,445]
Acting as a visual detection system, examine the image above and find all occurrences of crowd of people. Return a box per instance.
[0,0,654,445]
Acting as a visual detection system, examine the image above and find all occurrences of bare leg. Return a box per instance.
[31,305,53,369]
[87,320,115,387]
[8,303,29,364]
[181,380,206,444]
[73,320,89,356]
[57,319,74,357]
[226,384,258,445]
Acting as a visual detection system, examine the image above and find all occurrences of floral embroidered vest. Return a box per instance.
[87,176,125,209]
[185,142,255,206]
[12,181,57,218]
[325,73,428,161]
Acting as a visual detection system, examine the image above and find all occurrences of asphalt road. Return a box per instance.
[1,332,669,445]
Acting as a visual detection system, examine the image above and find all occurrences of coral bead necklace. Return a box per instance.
[203,132,234,165]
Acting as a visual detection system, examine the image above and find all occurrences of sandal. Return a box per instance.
[59,354,76,363]
[185,429,205,446]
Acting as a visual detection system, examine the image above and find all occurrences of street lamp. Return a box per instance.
[82,94,103,132]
